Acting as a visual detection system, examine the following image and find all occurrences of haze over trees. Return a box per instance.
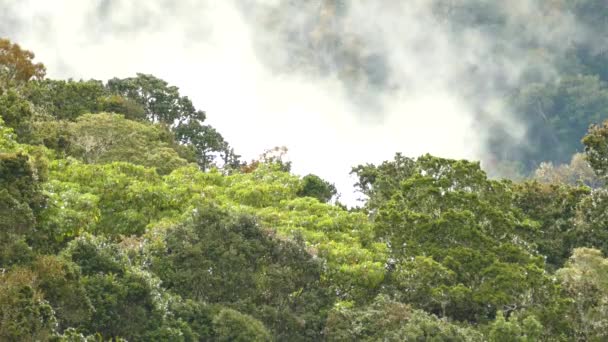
[2,0,608,340]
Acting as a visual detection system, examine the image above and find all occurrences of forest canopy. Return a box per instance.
[2,1,608,339]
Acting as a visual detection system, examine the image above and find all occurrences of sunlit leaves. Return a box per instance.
[0,38,45,90]
[557,248,608,340]
[66,113,189,174]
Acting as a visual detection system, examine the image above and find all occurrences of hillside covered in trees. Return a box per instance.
[1,1,608,340]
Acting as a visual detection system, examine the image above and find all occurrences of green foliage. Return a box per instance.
[0,152,44,257]
[106,74,234,170]
[23,79,107,121]
[358,154,555,322]
[513,181,590,269]
[151,204,333,340]
[96,94,146,121]
[20,77,144,123]
[324,295,483,341]
[66,113,189,174]
[583,119,608,179]
[0,152,43,211]
[557,248,608,341]
[226,162,301,207]
[0,89,36,141]
[61,234,193,341]
[488,311,543,342]
[298,174,337,203]
[0,116,18,150]
[30,256,93,330]
[174,121,226,170]
[106,73,203,125]
[4,24,608,340]
[212,308,271,342]
[570,188,608,259]
[44,160,172,238]
[0,268,58,341]
[351,152,416,209]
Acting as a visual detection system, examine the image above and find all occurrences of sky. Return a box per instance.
[0,0,582,205]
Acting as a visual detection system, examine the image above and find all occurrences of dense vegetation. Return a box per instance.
[1,1,608,339]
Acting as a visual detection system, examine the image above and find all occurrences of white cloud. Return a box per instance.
[1,0,584,205]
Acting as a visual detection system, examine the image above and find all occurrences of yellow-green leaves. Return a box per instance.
[557,248,608,340]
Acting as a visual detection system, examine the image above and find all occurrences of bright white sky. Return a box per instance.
[2,0,495,205]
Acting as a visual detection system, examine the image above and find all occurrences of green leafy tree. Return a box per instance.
[24,79,107,121]
[106,74,234,170]
[583,119,608,179]
[30,256,93,331]
[0,152,44,242]
[557,248,608,341]
[61,234,192,340]
[0,89,37,141]
[488,311,543,342]
[174,120,226,170]
[106,73,203,125]
[46,160,179,238]
[570,188,608,257]
[66,113,189,174]
[355,154,556,322]
[150,204,333,340]
[212,308,271,342]
[324,295,483,341]
[0,268,58,341]
[351,152,416,209]
[513,181,590,269]
[297,174,337,203]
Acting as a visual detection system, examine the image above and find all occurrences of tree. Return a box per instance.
[96,94,145,121]
[557,248,608,341]
[150,204,333,340]
[106,74,234,170]
[351,152,416,209]
[355,154,557,322]
[23,79,107,121]
[0,89,36,141]
[533,153,603,188]
[61,234,193,341]
[0,268,58,341]
[66,113,189,174]
[0,152,44,237]
[297,174,337,203]
[488,311,543,342]
[106,73,203,125]
[218,140,242,172]
[174,120,226,170]
[0,38,46,90]
[570,188,608,257]
[212,309,271,342]
[23,79,146,122]
[583,119,608,179]
[45,160,180,238]
[324,295,483,341]
[29,255,93,331]
[512,181,590,269]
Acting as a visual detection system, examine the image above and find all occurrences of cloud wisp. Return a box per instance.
[0,0,587,204]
